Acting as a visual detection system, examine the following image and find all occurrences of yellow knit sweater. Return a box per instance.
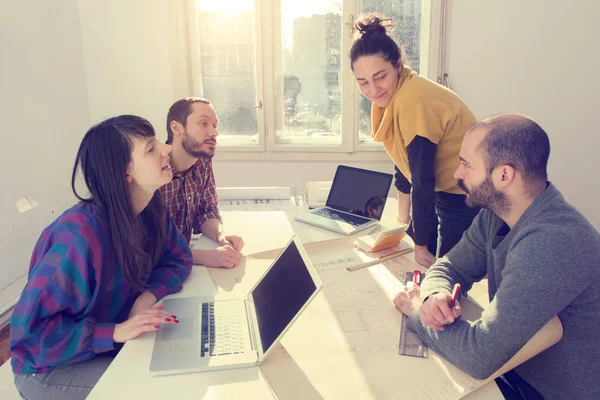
[371,66,476,194]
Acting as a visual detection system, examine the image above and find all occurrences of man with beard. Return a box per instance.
[161,98,244,268]
[392,113,600,399]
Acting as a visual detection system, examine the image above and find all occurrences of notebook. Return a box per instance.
[294,165,393,235]
[149,236,322,375]
[354,224,408,252]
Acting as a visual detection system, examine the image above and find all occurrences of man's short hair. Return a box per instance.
[473,113,550,191]
[166,97,211,144]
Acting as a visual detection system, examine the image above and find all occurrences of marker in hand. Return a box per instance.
[449,283,461,308]
[412,270,421,287]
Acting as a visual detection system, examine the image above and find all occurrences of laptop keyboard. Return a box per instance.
[200,302,246,357]
[312,207,371,226]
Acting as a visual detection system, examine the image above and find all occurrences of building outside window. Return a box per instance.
[183,0,426,157]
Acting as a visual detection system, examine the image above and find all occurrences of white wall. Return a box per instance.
[0,0,90,221]
[445,0,600,229]
[77,0,175,132]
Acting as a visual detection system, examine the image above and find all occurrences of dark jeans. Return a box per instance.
[495,370,544,399]
[408,192,479,257]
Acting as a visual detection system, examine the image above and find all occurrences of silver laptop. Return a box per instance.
[295,165,393,235]
[149,236,322,375]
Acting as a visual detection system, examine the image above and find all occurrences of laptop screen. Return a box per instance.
[251,239,317,353]
[326,165,393,220]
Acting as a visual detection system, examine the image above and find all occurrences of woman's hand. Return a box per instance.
[114,303,178,343]
[414,245,436,268]
[128,291,157,318]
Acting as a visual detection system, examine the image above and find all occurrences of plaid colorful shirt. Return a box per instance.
[160,158,221,243]
[10,202,192,374]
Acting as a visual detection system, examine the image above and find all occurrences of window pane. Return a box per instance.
[196,0,258,145]
[275,1,342,146]
[358,0,422,145]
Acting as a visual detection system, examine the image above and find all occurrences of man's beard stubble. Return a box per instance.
[182,132,215,159]
[458,176,512,215]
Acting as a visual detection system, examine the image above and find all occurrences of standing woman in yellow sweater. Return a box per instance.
[350,14,479,268]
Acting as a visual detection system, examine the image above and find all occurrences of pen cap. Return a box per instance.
[412,270,421,286]
[449,283,461,308]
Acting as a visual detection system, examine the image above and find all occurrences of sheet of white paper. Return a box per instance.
[304,237,412,272]
[209,252,280,295]
[206,211,295,292]
[219,199,290,212]
[259,240,488,400]
[221,210,295,255]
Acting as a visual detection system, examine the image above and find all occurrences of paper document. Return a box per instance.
[206,210,295,291]
[219,199,289,212]
[209,252,280,294]
[259,238,487,400]
[306,237,412,272]
[216,187,291,211]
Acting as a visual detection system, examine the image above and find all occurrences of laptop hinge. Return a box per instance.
[245,297,259,354]
[325,206,373,222]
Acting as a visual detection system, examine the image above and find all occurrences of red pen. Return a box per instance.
[449,283,461,308]
[412,270,421,286]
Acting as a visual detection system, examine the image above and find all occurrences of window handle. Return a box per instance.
[346,14,355,38]
[254,101,263,110]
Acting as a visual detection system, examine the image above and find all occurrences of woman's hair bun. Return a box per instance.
[354,13,394,36]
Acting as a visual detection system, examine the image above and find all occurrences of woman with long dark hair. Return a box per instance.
[10,115,192,399]
[350,13,480,268]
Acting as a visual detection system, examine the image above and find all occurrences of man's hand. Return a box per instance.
[217,233,244,252]
[414,245,436,268]
[393,283,422,316]
[128,291,158,318]
[114,303,179,343]
[419,292,462,331]
[195,246,242,269]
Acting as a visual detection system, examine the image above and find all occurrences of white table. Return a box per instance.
[89,199,502,399]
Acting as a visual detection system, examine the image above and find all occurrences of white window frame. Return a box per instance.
[168,0,442,162]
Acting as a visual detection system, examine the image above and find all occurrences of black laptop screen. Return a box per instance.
[251,240,317,354]
[326,165,393,220]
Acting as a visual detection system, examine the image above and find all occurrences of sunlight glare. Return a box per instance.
[197,0,254,13]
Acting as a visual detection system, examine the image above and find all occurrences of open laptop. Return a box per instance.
[149,236,322,375]
[295,165,393,235]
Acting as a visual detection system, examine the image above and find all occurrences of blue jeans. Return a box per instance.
[14,356,114,400]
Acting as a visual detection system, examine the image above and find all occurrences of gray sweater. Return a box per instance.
[407,183,600,400]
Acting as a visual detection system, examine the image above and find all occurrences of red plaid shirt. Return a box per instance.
[160,158,221,243]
